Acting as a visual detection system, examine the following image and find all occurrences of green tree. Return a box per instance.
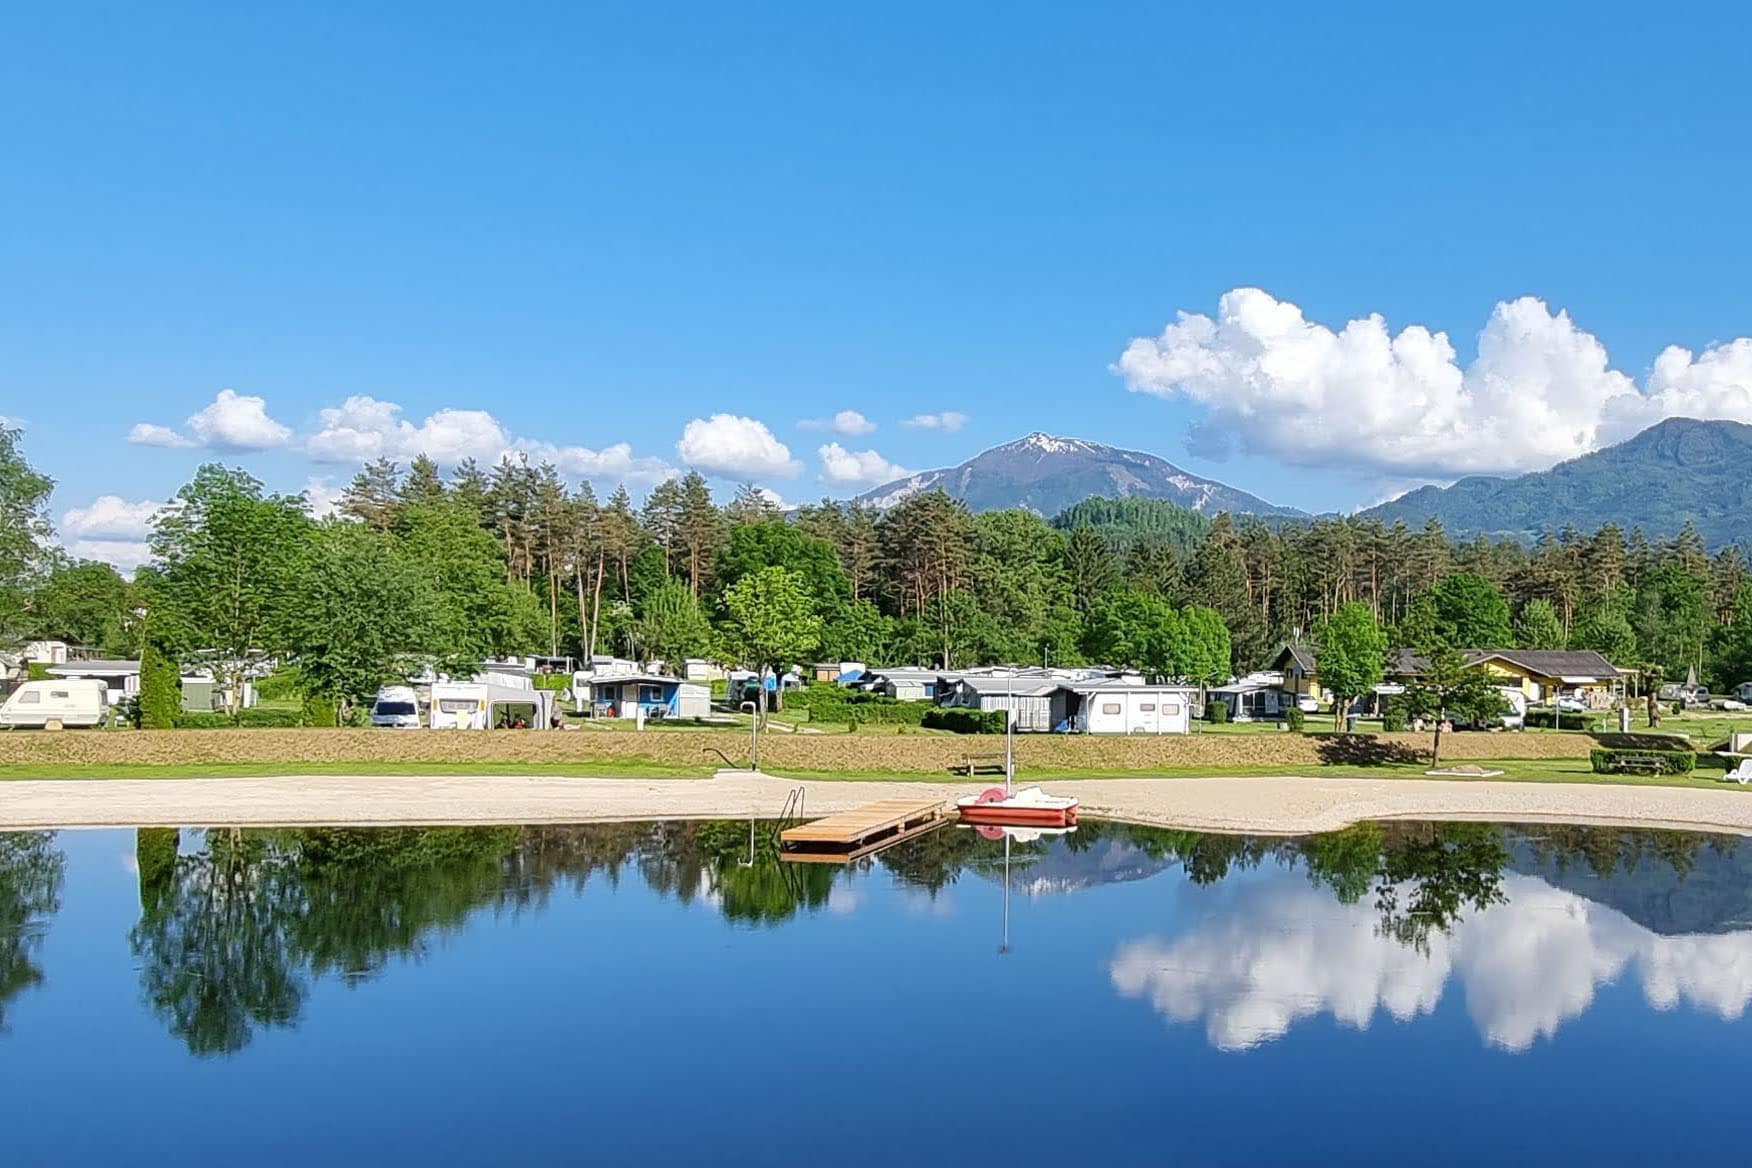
[1172,605,1232,687]
[138,639,181,728]
[718,567,822,711]
[1316,602,1386,729]
[1513,598,1567,650]
[146,466,311,714]
[398,504,542,666]
[1401,644,1507,769]
[819,599,894,664]
[1416,572,1513,649]
[29,559,138,653]
[276,522,438,718]
[1709,582,1752,691]
[0,426,54,648]
[0,831,64,1031]
[632,576,712,669]
[1572,592,1637,664]
[714,521,848,615]
[1063,525,1118,609]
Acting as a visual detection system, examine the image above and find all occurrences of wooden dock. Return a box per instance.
[779,798,948,863]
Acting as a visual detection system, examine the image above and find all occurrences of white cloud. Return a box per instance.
[676,414,801,478]
[301,477,344,520]
[127,422,197,449]
[817,442,910,486]
[513,440,677,486]
[799,409,877,436]
[307,396,509,465]
[186,388,292,451]
[1115,288,1752,479]
[755,486,798,511]
[59,495,168,575]
[900,410,968,432]
[129,389,292,452]
[1110,871,1752,1054]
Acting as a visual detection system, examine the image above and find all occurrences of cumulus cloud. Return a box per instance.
[799,409,877,436]
[900,410,968,432]
[817,442,910,486]
[186,389,292,450]
[307,396,509,465]
[59,495,168,574]
[513,440,676,486]
[127,422,197,449]
[130,389,292,452]
[1115,288,1752,479]
[677,414,801,478]
[1110,872,1752,1054]
[300,477,344,520]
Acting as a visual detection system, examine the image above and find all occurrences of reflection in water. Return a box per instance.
[0,832,63,1030]
[1106,822,1752,1051]
[4,818,1750,1060]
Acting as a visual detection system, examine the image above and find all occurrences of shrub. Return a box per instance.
[1589,748,1696,775]
[254,670,301,702]
[138,642,181,730]
[1206,699,1229,724]
[1381,700,1407,734]
[172,708,310,730]
[788,683,929,726]
[301,693,339,728]
[1284,707,1305,733]
[26,663,51,681]
[532,673,570,692]
[921,707,1006,734]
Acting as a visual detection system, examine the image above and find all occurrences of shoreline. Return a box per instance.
[3,770,1751,837]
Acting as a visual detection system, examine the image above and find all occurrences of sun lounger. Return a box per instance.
[1721,760,1752,785]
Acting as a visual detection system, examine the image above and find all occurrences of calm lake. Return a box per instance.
[4,818,1752,1165]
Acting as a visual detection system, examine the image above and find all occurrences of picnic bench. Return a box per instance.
[1611,753,1666,775]
[959,753,1009,777]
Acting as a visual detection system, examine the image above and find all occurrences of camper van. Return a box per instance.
[0,678,110,729]
[369,685,422,729]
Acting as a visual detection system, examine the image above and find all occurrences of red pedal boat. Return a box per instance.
[956,785,1078,827]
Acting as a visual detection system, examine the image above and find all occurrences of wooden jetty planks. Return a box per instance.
[778,797,948,862]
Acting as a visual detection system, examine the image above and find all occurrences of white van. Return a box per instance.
[0,678,110,729]
[370,685,423,729]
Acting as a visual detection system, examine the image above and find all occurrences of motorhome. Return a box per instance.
[369,685,423,729]
[0,678,110,729]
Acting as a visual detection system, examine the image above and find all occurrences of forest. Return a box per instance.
[7,423,1752,719]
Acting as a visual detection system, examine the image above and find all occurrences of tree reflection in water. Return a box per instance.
[122,817,1744,1057]
[0,832,64,1031]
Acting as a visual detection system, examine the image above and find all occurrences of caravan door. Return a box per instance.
[1133,695,1159,734]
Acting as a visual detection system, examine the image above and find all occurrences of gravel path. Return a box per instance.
[3,770,1751,835]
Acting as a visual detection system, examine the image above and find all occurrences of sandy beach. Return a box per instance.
[2,770,1751,836]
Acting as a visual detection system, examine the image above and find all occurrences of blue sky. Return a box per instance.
[6,2,1752,566]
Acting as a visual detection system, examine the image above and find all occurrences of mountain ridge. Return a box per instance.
[1361,417,1752,548]
[854,432,1303,518]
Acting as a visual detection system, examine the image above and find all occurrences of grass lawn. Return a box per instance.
[0,761,712,780]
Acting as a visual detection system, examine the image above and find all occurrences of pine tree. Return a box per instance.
[339,458,402,531]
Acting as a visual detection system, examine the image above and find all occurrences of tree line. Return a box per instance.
[6,423,1752,719]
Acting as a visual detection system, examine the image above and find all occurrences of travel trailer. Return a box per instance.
[0,678,110,729]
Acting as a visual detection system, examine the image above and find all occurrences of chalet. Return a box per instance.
[1270,646,1323,705]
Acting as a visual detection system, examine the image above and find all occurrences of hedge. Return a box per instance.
[138,642,181,730]
[172,708,310,730]
[921,707,1007,734]
[1206,699,1229,724]
[788,684,930,726]
[532,674,570,692]
[1589,748,1696,775]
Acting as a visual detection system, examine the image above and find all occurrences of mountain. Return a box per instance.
[853,432,1302,517]
[1363,418,1752,548]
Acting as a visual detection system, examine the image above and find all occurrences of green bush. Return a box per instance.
[921,707,1007,734]
[532,673,570,692]
[789,683,930,726]
[254,670,301,702]
[1284,706,1305,732]
[172,708,309,729]
[301,692,339,727]
[1381,700,1407,733]
[138,642,181,730]
[1206,699,1229,724]
[1589,748,1696,775]
[26,663,51,681]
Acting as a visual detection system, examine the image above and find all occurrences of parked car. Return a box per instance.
[1554,696,1588,714]
[1296,695,1319,714]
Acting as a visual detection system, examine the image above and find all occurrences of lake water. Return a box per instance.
[4,819,1752,1165]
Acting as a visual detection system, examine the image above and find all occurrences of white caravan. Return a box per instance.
[0,678,110,729]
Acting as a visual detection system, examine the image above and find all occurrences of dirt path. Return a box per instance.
[3,770,1751,835]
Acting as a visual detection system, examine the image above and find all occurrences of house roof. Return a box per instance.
[47,659,140,676]
[954,676,1062,696]
[1386,648,1620,680]
[1273,645,1318,673]
[1062,680,1199,695]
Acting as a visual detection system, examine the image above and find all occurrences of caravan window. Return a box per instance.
[1138,703,1156,712]
[438,699,476,714]
[18,691,40,704]
[1101,702,1122,715]
[1164,702,1182,715]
